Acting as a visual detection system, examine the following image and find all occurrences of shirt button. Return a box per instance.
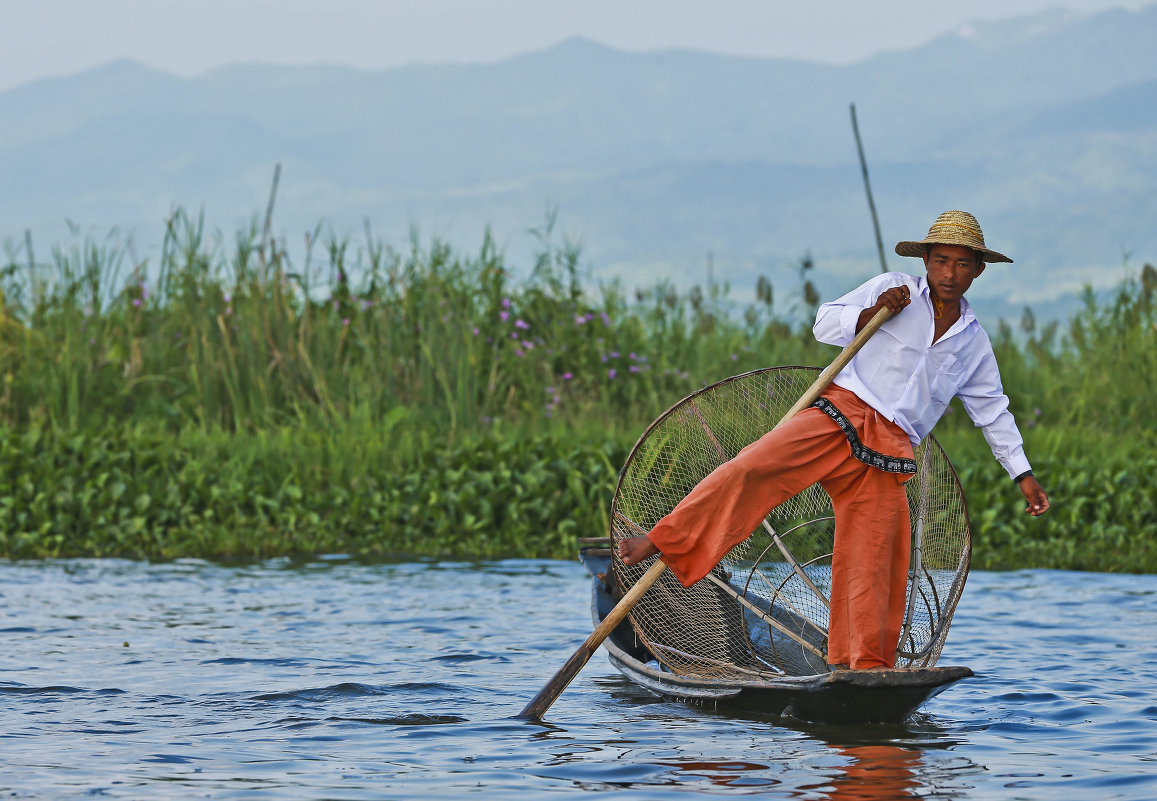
[907,381,914,387]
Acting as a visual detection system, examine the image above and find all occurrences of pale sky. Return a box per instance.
[2,0,1152,92]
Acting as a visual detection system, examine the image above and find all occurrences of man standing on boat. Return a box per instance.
[618,210,1050,671]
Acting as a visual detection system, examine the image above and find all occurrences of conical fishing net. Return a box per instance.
[609,367,971,678]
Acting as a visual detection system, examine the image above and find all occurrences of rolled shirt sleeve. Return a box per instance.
[813,273,893,347]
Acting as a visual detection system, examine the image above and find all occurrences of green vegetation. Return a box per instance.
[2,213,1155,568]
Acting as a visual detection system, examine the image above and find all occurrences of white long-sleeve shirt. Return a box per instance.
[812,271,1032,480]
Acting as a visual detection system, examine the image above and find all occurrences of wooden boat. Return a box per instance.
[580,545,972,725]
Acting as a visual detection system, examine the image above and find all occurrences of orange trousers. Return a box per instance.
[647,386,914,670]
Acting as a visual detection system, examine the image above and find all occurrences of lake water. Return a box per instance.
[1,558,1154,799]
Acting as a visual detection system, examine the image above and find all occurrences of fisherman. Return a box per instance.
[618,210,1050,671]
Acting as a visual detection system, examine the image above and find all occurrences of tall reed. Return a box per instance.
[2,209,827,438]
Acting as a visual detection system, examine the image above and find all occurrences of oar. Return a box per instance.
[517,306,895,720]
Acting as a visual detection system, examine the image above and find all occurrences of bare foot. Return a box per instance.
[618,535,659,566]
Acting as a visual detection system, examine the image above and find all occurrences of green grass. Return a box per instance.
[2,213,1155,567]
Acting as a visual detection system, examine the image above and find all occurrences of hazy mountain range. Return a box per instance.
[3,4,1156,325]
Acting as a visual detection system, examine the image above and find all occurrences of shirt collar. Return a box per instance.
[916,275,977,328]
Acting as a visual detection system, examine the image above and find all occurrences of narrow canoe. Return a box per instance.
[581,547,971,724]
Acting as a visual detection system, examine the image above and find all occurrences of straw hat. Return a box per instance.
[894,210,1012,264]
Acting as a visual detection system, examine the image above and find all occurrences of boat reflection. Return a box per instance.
[648,740,944,797]
[653,759,777,789]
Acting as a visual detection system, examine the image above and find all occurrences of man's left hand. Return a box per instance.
[1018,476,1050,516]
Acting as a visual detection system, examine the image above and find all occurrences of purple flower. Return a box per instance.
[730,353,738,361]
[502,297,511,309]
[521,340,534,349]
[472,327,479,336]
[610,351,619,359]
[562,372,573,380]
[629,365,640,373]
[514,348,525,358]
[608,368,617,380]
[224,293,232,304]
[500,310,509,322]
[132,298,142,307]
[515,319,529,330]
[574,315,587,325]
[343,318,350,326]
[601,312,610,327]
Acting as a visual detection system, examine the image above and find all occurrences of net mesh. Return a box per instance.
[609,367,971,678]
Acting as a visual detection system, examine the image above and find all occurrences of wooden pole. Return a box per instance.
[261,162,281,271]
[517,306,895,720]
[850,104,888,274]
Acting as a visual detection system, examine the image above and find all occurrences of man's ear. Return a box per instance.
[975,263,986,278]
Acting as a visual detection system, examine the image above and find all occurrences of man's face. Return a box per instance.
[923,244,985,304]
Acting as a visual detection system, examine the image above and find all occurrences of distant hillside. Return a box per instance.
[2,4,1156,326]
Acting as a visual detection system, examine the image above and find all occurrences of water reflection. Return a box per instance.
[791,717,975,800]
[817,743,922,799]
[655,759,778,789]
[647,746,933,797]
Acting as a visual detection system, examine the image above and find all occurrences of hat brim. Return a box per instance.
[894,240,1013,264]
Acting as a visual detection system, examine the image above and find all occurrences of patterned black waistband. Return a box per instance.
[811,397,917,474]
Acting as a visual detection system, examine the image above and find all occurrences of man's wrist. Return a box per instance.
[1013,470,1034,484]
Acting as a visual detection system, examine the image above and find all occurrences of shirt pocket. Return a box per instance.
[929,353,966,404]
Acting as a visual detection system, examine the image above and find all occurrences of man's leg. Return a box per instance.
[620,407,849,588]
[823,465,911,670]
